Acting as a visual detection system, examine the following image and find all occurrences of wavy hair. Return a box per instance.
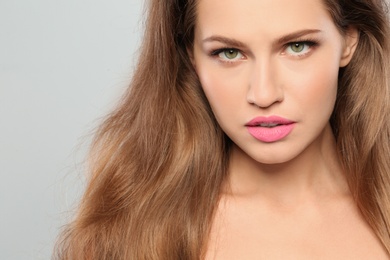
[54,0,390,258]
[325,0,390,251]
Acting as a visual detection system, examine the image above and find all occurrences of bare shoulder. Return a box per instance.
[205,195,389,260]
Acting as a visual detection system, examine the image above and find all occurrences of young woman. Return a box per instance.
[55,0,390,259]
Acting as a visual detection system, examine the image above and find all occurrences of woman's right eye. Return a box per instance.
[211,48,244,63]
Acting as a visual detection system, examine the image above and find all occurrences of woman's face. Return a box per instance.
[192,0,357,164]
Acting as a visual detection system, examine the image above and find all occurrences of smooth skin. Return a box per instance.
[192,0,389,258]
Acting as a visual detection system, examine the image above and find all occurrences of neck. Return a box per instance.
[225,124,350,205]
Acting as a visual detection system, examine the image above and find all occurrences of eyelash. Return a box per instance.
[210,48,244,64]
[209,39,319,64]
[283,40,318,57]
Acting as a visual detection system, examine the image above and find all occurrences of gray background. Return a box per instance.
[0,1,143,259]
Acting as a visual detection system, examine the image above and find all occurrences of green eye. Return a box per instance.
[290,43,305,53]
[213,48,244,62]
[224,49,239,59]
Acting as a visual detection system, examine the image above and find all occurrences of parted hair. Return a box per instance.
[54,0,390,259]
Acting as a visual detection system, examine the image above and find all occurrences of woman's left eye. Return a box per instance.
[284,41,316,56]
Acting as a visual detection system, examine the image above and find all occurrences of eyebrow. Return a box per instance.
[275,29,322,45]
[202,35,246,48]
[202,29,322,47]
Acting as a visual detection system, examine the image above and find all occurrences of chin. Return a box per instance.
[233,143,302,166]
[252,154,297,165]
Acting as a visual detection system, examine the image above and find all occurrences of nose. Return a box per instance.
[246,60,284,108]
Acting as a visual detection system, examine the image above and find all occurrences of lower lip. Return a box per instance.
[247,123,295,143]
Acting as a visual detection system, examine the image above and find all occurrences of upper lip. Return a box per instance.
[245,116,295,126]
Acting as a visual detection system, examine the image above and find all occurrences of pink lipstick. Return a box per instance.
[246,116,295,143]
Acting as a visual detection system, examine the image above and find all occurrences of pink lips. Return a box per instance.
[246,116,295,143]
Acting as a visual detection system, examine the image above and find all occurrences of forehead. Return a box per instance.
[195,0,332,38]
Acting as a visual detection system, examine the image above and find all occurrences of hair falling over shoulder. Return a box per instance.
[54,1,228,259]
[55,0,390,258]
[325,0,390,252]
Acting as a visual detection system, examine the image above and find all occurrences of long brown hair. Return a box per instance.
[325,0,390,251]
[55,0,390,258]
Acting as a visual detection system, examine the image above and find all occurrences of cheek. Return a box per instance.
[196,67,249,133]
[290,61,339,117]
[196,64,248,111]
